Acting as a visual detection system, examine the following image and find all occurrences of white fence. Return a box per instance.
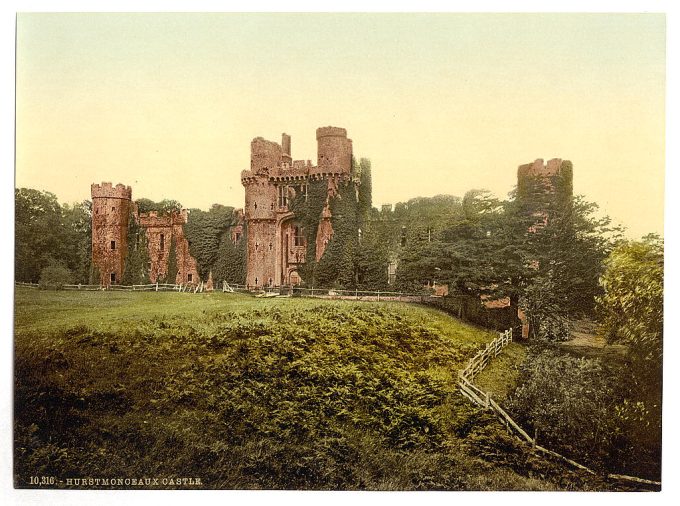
[16,281,435,300]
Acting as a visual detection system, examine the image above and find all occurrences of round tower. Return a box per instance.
[315,126,352,175]
[91,182,132,285]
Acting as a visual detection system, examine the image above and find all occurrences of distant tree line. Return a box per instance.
[15,188,93,285]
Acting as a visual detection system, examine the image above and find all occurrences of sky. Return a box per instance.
[15,12,666,238]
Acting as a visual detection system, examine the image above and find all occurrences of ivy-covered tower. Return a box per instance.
[240,126,354,288]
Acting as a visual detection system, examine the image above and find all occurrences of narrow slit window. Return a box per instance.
[110,240,116,250]
[160,234,165,251]
[110,272,116,283]
[187,273,193,282]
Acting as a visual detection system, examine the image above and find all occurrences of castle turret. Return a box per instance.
[91,182,132,285]
[517,158,573,213]
[315,126,352,176]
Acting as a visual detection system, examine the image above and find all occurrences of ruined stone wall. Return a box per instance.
[517,158,573,202]
[314,126,353,176]
[251,137,282,173]
[138,211,199,284]
[245,219,277,287]
[91,183,132,285]
[240,126,357,288]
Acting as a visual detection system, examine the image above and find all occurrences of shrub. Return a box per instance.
[38,265,73,290]
[506,348,617,470]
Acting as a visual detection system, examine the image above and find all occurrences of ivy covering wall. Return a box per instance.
[121,208,151,285]
[183,204,246,285]
[287,157,388,290]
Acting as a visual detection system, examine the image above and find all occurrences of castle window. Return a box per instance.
[278,185,289,208]
[269,243,273,251]
[111,240,116,250]
[235,232,241,242]
[255,277,259,285]
[187,273,193,282]
[294,225,304,247]
[254,202,258,210]
[301,184,308,202]
[112,206,115,212]
[110,272,116,283]
[160,234,165,251]
[268,278,273,287]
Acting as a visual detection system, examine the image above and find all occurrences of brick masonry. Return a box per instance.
[240,126,354,288]
[91,184,202,286]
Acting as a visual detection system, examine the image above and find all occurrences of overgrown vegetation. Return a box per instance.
[183,204,246,284]
[289,158,388,290]
[506,346,660,481]
[15,188,92,284]
[38,264,74,290]
[121,208,151,285]
[14,289,607,490]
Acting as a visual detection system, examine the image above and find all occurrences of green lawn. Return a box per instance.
[13,287,601,490]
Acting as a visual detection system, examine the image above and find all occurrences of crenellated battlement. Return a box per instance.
[91,182,132,200]
[517,158,564,179]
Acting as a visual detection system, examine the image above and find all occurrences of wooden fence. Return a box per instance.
[15,281,209,293]
[458,328,661,487]
[16,281,433,301]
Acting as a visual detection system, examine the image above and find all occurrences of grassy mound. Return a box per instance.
[14,289,601,490]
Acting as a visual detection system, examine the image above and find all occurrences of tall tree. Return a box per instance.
[597,235,663,389]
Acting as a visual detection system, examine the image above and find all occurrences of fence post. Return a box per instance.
[533,428,538,449]
[155,282,158,292]
[377,291,380,302]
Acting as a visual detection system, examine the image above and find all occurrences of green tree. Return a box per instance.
[135,198,182,215]
[15,189,92,283]
[183,204,242,282]
[38,264,74,290]
[597,235,663,389]
[61,201,92,284]
[212,231,247,285]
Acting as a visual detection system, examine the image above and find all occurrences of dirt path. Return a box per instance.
[559,320,628,359]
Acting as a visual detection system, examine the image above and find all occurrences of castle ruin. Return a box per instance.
[91,129,572,291]
[90,183,201,286]
[240,126,354,288]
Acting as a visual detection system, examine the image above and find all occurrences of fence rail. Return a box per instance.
[16,280,436,300]
[458,328,661,488]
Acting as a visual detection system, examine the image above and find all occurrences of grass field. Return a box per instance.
[13,287,605,490]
